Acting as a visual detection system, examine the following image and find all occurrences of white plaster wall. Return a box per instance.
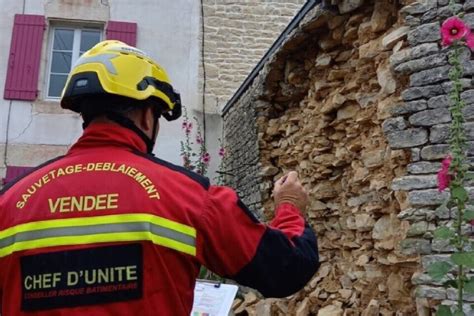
[108,0,202,163]
[0,0,202,170]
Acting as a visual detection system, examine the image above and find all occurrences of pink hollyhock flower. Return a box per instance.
[437,155,452,192]
[218,147,225,157]
[183,122,192,135]
[441,16,470,46]
[467,32,474,50]
[202,152,210,165]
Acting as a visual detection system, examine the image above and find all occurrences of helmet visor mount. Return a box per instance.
[137,76,182,121]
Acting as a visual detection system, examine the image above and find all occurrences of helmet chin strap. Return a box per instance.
[105,112,157,154]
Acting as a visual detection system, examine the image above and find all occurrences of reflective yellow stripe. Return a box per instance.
[0,213,196,258]
[0,213,196,239]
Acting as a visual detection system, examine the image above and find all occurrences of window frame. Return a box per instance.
[45,24,103,100]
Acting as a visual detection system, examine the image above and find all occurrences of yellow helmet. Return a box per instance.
[61,40,181,121]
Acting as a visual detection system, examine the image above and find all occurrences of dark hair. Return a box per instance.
[77,95,167,128]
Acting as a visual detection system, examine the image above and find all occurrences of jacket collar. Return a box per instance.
[68,122,148,155]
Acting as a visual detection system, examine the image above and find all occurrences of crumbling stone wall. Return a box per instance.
[224,0,422,314]
[201,0,305,112]
[224,0,474,314]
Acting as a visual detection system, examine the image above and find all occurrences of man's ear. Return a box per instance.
[139,106,154,133]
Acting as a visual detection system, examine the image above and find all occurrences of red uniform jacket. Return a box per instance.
[0,123,319,315]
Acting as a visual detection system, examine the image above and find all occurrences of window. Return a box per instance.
[46,27,102,98]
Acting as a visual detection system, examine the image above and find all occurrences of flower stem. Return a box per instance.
[448,43,468,313]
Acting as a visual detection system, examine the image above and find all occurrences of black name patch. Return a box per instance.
[20,243,143,311]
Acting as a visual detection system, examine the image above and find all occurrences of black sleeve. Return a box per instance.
[231,223,320,298]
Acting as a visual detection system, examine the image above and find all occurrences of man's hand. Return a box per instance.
[273,171,308,211]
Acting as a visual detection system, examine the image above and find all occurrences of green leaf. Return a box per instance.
[444,280,458,289]
[453,310,464,316]
[451,252,474,268]
[428,262,452,281]
[452,187,468,203]
[434,227,456,240]
[437,305,453,316]
[465,278,474,294]
[464,210,474,221]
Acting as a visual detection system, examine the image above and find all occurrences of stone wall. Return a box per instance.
[222,82,264,212]
[388,0,474,314]
[201,0,305,112]
[224,0,474,314]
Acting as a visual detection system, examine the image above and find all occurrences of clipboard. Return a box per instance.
[191,280,239,316]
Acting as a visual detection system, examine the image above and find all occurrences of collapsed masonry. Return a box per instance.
[222,0,474,315]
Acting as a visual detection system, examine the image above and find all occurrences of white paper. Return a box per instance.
[191,281,238,316]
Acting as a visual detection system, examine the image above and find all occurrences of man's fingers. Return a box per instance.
[285,171,298,183]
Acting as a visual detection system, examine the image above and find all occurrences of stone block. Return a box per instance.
[431,123,474,143]
[382,26,410,49]
[361,149,385,168]
[400,1,438,16]
[347,192,377,207]
[371,0,392,32]
[442,79,474,94]
[411,148,421,161]
[462,89,474,105]
[409,108,451,126]
[377,63,397,95]
[402,85,443,101]
[400,238,431,255]
[464,104,474,120]
[411,43,440,59]
[420,144,450,160]
[410,65,451,87]
[355,213,375,231]
[338,0,365,14]
[392,175,437,191]
[372,215,397,240]
[394,53,447,75]
[415,286,446,300]
[407,22,441,46]
[432,239,456,252]
[408,161,441,174]
[390,48,412,67]
[468,141,474,156]
[447,288,474,302]
[428,95,451,108]
[408,189,449,206]
[391,100,427,115]
[421,254,451,269]
[398,208,433,221]
[420,8,438,23]
[385,128,428,149]
[465,12,474,29]
[382,117,407,134]
[358,38,382,59]
[466,0,474,11]
[430,124,450,144]
[407,221,429,237]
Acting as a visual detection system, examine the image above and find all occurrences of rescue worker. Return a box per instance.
[0,40,319,315]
